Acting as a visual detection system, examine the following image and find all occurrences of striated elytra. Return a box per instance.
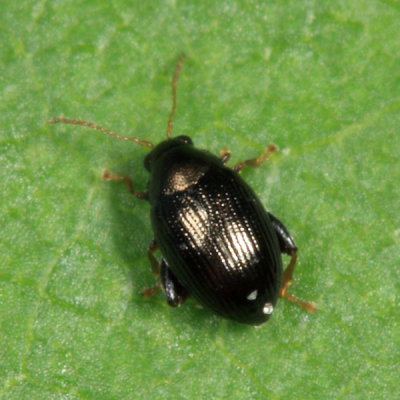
[50,55,315,325]
[147,135,293,324]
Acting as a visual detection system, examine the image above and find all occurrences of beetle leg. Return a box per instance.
[147,239,160,276]
[268,212,316,312]
[160,258,189,307]
[142,283,162,299]
[233,143,277,173]
[219,149,231,164]
[268,212,297,256]
[102,170,148,200]
[142,242,190,306]
[141,240,162,298]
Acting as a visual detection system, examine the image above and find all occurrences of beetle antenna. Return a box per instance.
[166,53,186,139]
[48,118,154,148]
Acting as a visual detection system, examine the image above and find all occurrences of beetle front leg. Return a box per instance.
[102,170,148,200]
[160,259,189,307]
[219,149,231,164]
[233,143,277,173]
[268,212,316,312]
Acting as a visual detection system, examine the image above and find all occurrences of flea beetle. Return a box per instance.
[50,54,315,325]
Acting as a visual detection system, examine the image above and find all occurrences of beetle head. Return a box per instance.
[144,135,193,171]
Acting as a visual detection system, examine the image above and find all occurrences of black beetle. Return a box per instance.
[50,55,315,325]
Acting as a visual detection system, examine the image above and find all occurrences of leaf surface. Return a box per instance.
[1,1,399,399]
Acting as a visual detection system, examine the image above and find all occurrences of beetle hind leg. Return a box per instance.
[160,259,189,307]
[142,240,162,298]
[281,252,316,312]
[142,240,189,307]
[147,239,160,276]
[268,212,316,312]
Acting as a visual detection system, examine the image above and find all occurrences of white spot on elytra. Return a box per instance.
[246,290,258,301]
[263,303,274,315]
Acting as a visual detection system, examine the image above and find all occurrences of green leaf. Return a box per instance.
[1,1,399,399]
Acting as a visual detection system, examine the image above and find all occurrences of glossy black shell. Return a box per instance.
[145,136,283,325]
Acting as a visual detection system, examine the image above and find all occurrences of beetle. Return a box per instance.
[50,54,315,325]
